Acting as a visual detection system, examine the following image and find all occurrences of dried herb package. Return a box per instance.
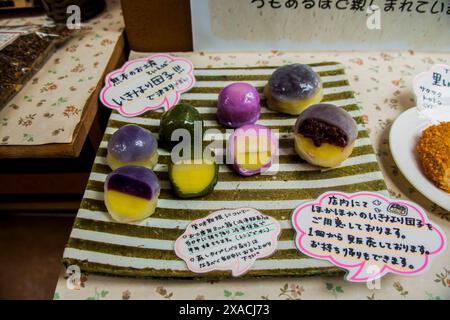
[0,25,74,109]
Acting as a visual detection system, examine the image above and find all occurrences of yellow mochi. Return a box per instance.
[106,152,158,170]
[171,161,216,194]
[235,150,272,170]
[264,85,323,115]
[234,133,273,171]
[294,134,354,168]
[104,190,157,223]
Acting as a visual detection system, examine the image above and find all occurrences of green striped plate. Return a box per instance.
[63,61,388,279]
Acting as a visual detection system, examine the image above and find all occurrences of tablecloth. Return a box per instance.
[0,0,124,146]
[53,51,450,300]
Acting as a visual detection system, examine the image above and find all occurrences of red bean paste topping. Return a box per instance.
[298,118,349,147]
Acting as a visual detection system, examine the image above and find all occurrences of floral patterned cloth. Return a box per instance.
[0,0,124,146]
[54,51,450,300]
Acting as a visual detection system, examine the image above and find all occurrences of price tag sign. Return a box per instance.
[175,208,281,277]
[291,192,446,282]
[100,54,195,117]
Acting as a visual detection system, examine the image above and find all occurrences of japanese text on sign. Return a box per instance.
[175,208,281,276]
[414,64,450,122]
[191,0,449,52]
[291,192,446,282]
[250,0,450,14]
[100,54,195,117]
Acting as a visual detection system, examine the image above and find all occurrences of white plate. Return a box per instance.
[390,107,450,211]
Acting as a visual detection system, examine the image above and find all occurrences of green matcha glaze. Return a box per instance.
[159,103,203,150]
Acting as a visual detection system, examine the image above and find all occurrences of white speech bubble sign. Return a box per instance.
[175,208,281,277]
[413,64,450,123]
[291,192,446,283]
[100,54,195,117]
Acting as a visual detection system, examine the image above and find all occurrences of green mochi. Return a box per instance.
[159,103,204,151]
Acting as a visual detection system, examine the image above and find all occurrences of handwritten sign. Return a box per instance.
[413,64,450,123]
[100,54,195,117]
[291,192,446,282]
[175,208,281,276]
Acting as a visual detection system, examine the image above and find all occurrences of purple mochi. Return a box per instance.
[105,166,160,200]
[108,124,157,163]
[294,103,357,147]
[217,82,261,128]
[268,64,321,101]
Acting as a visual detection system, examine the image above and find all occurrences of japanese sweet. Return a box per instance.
[293,103,357,168]
[217,82,261,128]
[417,121,450,193]
[159,103,203,150]
[168,150,218,199]
[227,124,278,176]
[264,64,323,115]
[107,124,158,170]
[104,166,160,223]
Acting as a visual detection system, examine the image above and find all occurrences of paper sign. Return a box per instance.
[413,64,450,123]
[291,192,446,282]
[100,54,195,117]
[175,208,281,276]
[190,0,450,52]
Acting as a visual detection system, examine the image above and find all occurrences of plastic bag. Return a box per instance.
[0,24,75,109]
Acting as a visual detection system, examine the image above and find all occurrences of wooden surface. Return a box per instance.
[0,135,97,212]
[121,0,193,52]
[0,33,126,212]
[0,215,74,299]
[0,33,126,159]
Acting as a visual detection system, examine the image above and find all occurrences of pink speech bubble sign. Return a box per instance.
[175,208,281,277]
[291,192,446,282]
[100,54,195,117]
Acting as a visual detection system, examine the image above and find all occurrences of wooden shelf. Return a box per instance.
[0,33,126,159]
